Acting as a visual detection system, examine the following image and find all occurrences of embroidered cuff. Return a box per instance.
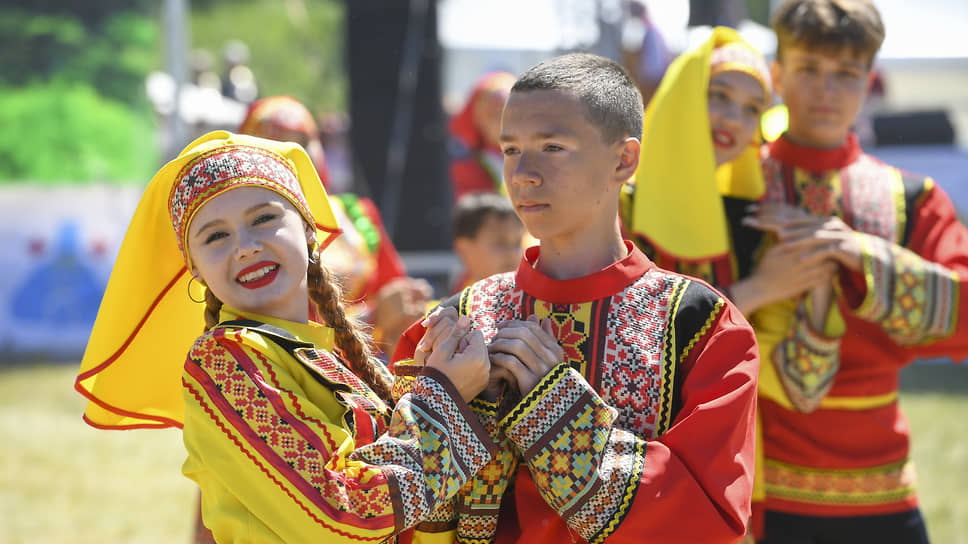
[417,367,499,458]
[773,299,843,413]
[391,358,422,403]
[500,365,615,508]
[852,233,959,345]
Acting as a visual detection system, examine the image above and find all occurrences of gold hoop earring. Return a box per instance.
[187,276,206,304]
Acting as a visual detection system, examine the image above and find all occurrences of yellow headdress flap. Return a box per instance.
[75,131,340,429]
[629,26,766,262]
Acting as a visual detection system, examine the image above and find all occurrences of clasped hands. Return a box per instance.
[732,203,864,315]
[413,307,564,403]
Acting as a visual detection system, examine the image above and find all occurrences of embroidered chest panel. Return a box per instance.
[459,270,683,439]
[761,154,905,243]
[293,347,391,446]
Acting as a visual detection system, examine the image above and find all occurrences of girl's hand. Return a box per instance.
[425,316,490,402]
[413,306,459,365]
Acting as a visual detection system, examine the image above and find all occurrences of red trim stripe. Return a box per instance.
[189,329,396,529]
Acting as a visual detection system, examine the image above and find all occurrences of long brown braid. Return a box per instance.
[203,283,224,331]
[307,245,393,402]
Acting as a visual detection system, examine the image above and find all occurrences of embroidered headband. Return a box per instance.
[169,144,316,267]
[709,42,773,106]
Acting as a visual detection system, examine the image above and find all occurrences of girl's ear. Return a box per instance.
[770,60,784,97]
[305,223,318,247]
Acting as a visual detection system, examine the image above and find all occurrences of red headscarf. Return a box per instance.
[448,71,516,151]
[239,95,331,188]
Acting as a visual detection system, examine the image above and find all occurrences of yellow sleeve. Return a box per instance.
[181,328,493,544]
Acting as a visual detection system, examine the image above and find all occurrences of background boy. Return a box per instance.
[451,192,525,293]
[395,53,759,544]
[733,1,968,541]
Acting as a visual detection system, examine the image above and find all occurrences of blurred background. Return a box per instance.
[0,0,965,542]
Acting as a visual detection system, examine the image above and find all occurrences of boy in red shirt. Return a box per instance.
[394,53,759,544]
[734,1,968,541]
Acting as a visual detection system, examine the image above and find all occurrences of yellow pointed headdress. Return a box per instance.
[75,131,341,429]
[629,26,771,262]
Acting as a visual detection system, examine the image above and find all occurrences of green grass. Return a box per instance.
[900,362,968,544]
[0,364,195,543]
[0,362,965,542]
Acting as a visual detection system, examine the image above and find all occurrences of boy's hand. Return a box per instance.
[481,364,518,403]
[424,316,491,402]
[488,315,564,396]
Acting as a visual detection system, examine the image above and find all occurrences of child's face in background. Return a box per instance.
[707,70,766,166]
[772,45,870,148]
[455,214,525,282]
[187,186,312,323]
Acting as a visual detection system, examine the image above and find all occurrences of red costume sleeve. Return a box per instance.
[840,181,968,359]
[356,197,407,298]
[500,302,758,543]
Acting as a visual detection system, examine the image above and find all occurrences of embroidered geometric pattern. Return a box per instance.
[390,359,422,403]
[572,428,646,544]
[168,145,313,260]
[460,273,523,343]
[765,457,918,506]
[391,363,513,544]
[291,347,392,446]
[773,300,842,413]
[794,168,842,217]
[451,266,706,540]
[501,366,625,539]
[600,269,678,439]
[840,156,904,242]
[186,330,397,526]
[855,234,959,345]
[501,364,588,452]
[353,374,491,529]
[761,154,902,242]
[533,301,592,375]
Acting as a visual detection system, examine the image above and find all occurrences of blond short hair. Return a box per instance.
[772,0,885,67]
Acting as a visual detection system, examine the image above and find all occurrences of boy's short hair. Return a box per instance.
[772,0,885,66]
[452,192,519,239]
[512,53,644,144]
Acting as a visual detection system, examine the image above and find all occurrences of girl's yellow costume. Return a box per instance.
[76,131,494,542]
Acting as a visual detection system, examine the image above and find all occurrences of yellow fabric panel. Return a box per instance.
[629,26,766,261]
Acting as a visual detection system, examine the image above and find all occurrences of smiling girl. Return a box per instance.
[621,26,773,276]
[76,131,495,543]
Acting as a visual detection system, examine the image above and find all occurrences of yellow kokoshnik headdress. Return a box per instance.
[629,26,772,262]
[76,131,341,429]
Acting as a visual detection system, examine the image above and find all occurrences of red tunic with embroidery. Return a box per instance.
[393,243,759,543]
[755,133,968,518]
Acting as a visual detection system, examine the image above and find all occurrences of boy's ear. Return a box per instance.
[865,69,877,94]
[614,137,641,183]
[454,237,472,262]
[770,60,784,97]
